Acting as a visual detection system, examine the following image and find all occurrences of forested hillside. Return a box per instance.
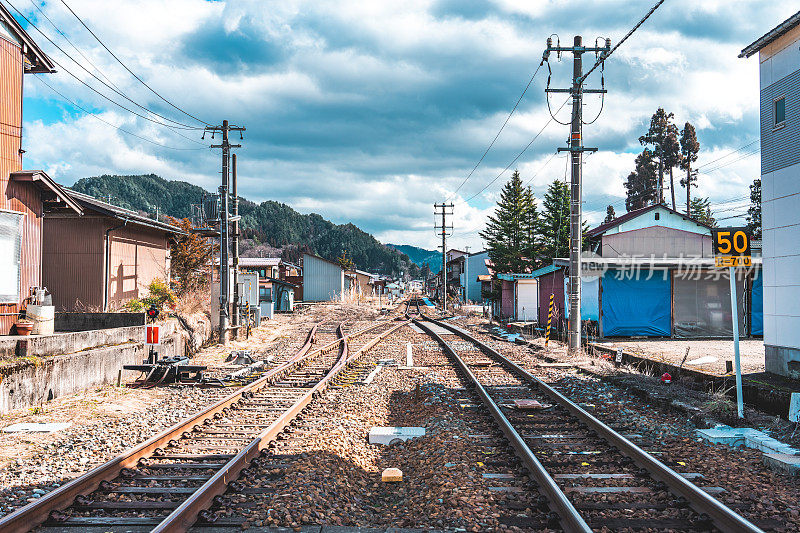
[387,244,440,273]
[71,174,419,276]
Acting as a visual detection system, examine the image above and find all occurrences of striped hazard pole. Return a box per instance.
[545,293,554,347]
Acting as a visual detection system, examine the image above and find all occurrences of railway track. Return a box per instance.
[408,301,765,533]
[0,318,406,533]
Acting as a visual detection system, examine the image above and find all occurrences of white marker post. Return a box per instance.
[712,227,751,420]
[406,342,413,367]
[728,266,744,419]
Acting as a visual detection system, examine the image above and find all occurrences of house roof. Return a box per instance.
[10,171,82,214]
[0,4,56,73]
[586,203,711,238]
[740,10,800,58]
[65,189,185,235]
[302,252,342,269]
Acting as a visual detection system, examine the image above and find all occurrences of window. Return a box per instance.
[775,96,786,126]
[0,211,23,303]
[655,212,660,221]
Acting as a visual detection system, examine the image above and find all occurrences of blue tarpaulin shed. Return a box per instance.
[751,271,763,336]
[602,270,671,336]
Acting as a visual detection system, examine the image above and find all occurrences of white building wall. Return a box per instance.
[302,254,344,302]
[761,161,800,375]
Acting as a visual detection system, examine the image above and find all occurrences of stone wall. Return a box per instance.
[0,314,211,413]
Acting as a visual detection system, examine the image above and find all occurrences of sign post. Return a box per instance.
[711,228,751,419]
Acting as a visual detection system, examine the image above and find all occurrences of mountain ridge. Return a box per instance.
[70,174,420,277]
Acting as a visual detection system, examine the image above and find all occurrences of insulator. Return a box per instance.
[606,38,611,49]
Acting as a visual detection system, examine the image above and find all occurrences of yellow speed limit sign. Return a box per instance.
[711,227,751,267]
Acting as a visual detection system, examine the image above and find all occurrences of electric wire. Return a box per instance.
[28,0,122,93]
[580,0,667,84]
[447,59,546,201]
[58,0,211,126]
[695,139,759,170]
[33,75,209,151]
[3,0,205,142]
[458,95,570,205]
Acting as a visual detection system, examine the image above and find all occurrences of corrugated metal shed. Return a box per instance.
[302,253,343,302]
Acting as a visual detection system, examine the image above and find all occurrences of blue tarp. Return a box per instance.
[751,271,763,336]
[564,276,600,321]
[602,270,671,337]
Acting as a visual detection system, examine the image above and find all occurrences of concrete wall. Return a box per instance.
[759,32,800,376]
[302,254,343,302]
[0,317,209,413]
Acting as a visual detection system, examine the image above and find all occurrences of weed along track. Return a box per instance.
[409,300,768,533]
[0,318,406,533]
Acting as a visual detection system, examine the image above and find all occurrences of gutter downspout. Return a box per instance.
[104,218,128,311]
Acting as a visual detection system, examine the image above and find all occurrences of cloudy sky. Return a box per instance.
[12,0,794,250]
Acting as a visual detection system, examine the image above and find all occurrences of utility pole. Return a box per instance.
[231,153,240,331]
[545,35,610,353]
[206,120,245,344]
[434,202,453,315]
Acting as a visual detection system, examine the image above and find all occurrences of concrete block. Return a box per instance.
[697,426,800,455]
[369,426,425,445]
[2,422,71,433]
[763,453,800,475]
[381,467,403,482]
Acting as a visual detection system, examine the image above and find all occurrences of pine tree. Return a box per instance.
[747,178,762,240]
[639,108,675,204]
[624,149,658,211]
[539,180,571,260]
[690,197,715,227]
[479,171,536,273]
[679,122,700,215]
[604,205,616,224]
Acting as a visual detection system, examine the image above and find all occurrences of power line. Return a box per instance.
[58,0,210,126]
[447,59,546,200]
[33,75,208,151]
[698,148,760,174]
[3,0,204,140]
[458,95,570,205]
[28,0,122,93]
[579,0,666,84]
[696,139,759,170]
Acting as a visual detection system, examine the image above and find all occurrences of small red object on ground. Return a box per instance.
[661,372,672,384]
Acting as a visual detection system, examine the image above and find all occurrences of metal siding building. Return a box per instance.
[0,10,66,333]
[302,253,343,302]
[742,13,800,376]
[465,251,490,302]
[43,193,178,311]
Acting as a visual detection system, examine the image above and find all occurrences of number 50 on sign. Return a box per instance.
[711,228,751,267]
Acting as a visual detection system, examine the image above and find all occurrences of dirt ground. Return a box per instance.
[594,338,765,376]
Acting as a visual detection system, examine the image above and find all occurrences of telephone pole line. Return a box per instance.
[545,36,610,353]
[206,119,245,344]
[434,202,453,314]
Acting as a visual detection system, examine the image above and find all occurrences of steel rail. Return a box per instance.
[423,314,764,533]
[153,319,409,532]
[411,318,591,533]
[0,324,319,533]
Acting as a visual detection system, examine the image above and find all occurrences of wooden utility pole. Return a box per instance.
[434,202,453,314]
[206,120,245,344]
[545,35,610,353]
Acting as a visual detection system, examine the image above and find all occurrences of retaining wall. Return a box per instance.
[0,315,210,414]
[55,312,146,332]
